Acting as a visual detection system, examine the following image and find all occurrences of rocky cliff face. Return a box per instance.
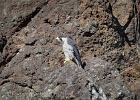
[0,0,140,100]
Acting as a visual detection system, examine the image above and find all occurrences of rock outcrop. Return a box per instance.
[0,0,140,100]
[0,57,134,100]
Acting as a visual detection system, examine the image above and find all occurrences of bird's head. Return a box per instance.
[56,36,67,43]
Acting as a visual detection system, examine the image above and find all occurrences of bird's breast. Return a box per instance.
[63,42,73,52]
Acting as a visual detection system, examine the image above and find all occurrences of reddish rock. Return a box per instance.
[0,0,140,99]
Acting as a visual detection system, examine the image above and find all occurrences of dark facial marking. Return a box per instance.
[58,36,63,41]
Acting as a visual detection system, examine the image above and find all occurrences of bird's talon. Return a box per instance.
[64,60,67,63]
[64,59,71,63]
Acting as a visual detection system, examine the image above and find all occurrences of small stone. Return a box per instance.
[39,39,47,45]
[24,34,37,45]
[74,22,80,27]
[33,48,44,54]
[32,85,40,92]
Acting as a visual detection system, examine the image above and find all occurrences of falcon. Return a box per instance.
[56,36,83,68]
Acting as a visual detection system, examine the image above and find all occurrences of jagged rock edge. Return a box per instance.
[14,1,50,33]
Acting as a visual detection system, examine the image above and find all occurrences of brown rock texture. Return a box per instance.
[0,0,140,100]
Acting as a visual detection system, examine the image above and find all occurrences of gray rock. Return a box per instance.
[39,39,47,45]
[83,21,97,33]
[33,47,44,54]
[24,34,37,45]
[0,52,3,65]
[112,0,133,26]
[0,68,13,79]
[40,58,130,100]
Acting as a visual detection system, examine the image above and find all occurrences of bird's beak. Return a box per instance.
[56,37,61,42]
[56,37,59,40]
[54,37,60,45]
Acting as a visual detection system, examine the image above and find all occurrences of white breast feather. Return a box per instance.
[62,38,74,59]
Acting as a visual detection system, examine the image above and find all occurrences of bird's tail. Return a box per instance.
[73,57,83,68]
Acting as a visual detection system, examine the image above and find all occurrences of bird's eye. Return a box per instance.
[60,38,62,41]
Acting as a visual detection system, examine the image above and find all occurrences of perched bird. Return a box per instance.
[56,36,83,68]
